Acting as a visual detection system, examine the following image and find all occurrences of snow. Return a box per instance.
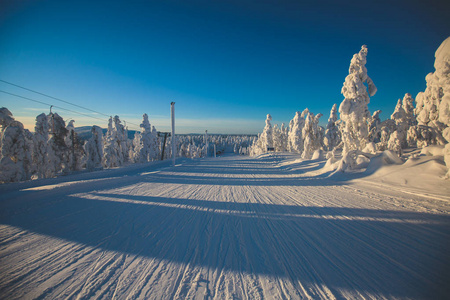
[1,153,449,299]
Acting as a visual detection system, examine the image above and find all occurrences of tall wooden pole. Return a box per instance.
[205,130,208,157]
[171,102,176,166]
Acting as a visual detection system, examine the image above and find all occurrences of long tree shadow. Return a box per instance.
[1,188,449,299]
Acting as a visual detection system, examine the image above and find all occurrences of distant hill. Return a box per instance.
[75,126,257,141]
[75,126,137,141]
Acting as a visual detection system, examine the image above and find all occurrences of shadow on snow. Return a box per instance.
[1,155,449,299]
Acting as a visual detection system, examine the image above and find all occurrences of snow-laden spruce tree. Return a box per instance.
[324,104,340,151]
[0,108,33,182]
[368,110,382,144]
[388,98,408,155]
[65,120,84,171]
[47,112,69,176]
[280,123,288,152]
[431,37,450,176]
[414,37,450,148]
[402,93,416,127]
[288,109,309,154]
[302,112,323,159]
[32,113,54,179]
[103,115,130,168]
[260,114,273,151]
[103,116,119,168]
[150,125,160,160]
[339,45,377,154]
[132,113,158,163]
[272,124,282,152]
[250,114,274,155]
[85,125,103,170]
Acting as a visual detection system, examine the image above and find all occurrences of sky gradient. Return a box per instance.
[1,0,449,134]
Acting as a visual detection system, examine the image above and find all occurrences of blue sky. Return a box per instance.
[0,0,449,134]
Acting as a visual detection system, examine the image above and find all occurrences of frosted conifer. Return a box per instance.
[324,104,340,151]
[339,45,377,154]
[32,113,53,178]
[0,108,33,182]
[47,112,68,175]
[288,109,308,154]
[85,125,104,170]
[260,114,273,151]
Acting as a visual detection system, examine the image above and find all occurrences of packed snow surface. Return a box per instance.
[1,153,449,299]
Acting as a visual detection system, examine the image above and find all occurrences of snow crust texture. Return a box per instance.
[1,154,449,299]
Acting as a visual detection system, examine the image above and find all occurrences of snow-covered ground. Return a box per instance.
[0,153,449,299]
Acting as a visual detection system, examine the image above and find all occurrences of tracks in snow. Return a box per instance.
[1,155,449,299]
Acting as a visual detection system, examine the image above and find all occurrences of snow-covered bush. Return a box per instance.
[338,45,377,154]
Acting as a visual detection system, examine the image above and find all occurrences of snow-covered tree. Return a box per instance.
[280,123,288,152]
[414,38,449,148]
[402,93,416,127]
[132,114,159,163]
[288,109,309,153]
[302,112,323,159]
[103,116,120,168]
[65,120,84,171]
[31,113,53,179]
[250,114,275,155]
[368,110,382,144]
[260,114,273,151]
[433,37,450,176]
[388,99,408,154]
[0,108,33,182]
[47,112,69,175]
[272,124,282,152]
[324,104,340,151]
[85,125,104,171]
[339,45,377,154]
[103,115,130,168]
[150,126,160,161]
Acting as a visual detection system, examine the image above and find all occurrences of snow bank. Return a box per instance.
[420,145,445,156]
[365,150,403,174]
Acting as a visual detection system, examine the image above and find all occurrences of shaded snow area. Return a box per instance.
[1,154,449,299]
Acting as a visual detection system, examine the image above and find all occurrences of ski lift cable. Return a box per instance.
[0,79,110,118]
[0,89,142,130]
[0,90,109,123]
[0,79,142,129]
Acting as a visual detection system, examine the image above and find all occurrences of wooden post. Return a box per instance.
[171,102,176,166]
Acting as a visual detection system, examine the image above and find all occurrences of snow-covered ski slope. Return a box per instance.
[1,153,449,299]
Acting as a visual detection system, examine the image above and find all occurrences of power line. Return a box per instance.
[0,90,109,123]
[0,79,144,129]
[0,79,110,118]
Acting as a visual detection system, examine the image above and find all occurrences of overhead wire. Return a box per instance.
[0,79,110,118]
[0,90,109,123]
[0,79,143,129]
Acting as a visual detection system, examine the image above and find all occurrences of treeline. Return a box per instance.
[0,110,255,183]
[251,39,449,175]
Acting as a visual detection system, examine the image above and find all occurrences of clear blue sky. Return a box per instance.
[0,0,449,134]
